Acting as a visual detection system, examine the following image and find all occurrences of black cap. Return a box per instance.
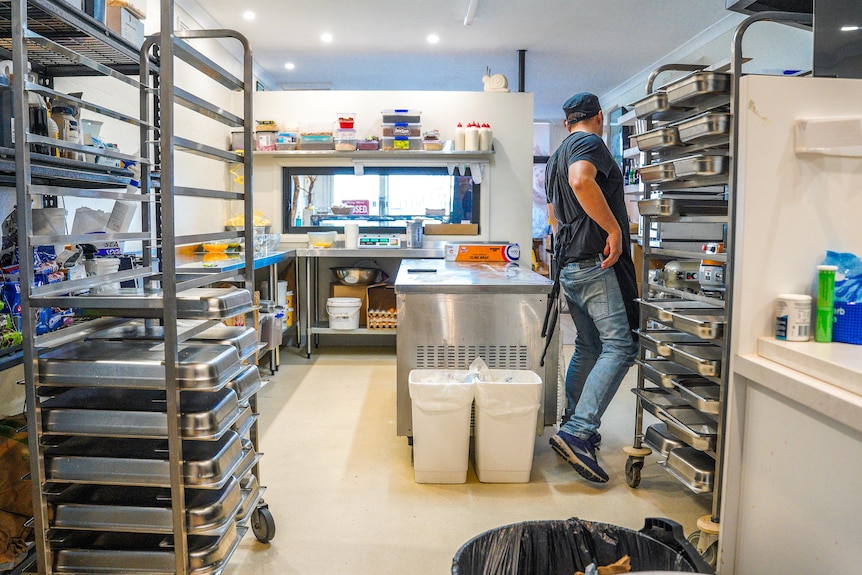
[563,92,601,124]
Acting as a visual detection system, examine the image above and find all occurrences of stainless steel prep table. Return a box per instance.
[295,242,445,357]
[394,259,559,437]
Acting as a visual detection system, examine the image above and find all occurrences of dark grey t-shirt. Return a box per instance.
[545,130,639,332]
[545,130,630,263]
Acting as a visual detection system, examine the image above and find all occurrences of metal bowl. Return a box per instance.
[332,267,384,285]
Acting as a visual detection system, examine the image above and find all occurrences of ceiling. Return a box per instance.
[181,0,741,120]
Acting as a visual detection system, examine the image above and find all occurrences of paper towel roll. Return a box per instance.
[344,223,360,248]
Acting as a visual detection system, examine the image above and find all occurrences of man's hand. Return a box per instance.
[602,230,622,268]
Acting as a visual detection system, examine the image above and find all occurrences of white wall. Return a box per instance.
[249,90,535,257]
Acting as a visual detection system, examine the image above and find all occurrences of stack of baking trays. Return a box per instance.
[632,70,731,252]
[623,68,732,496]
[32,287,274,574]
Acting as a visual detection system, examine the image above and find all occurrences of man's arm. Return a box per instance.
[568,159,622,268]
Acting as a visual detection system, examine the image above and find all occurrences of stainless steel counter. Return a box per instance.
[394,259,559,437]
[395,258,553,294]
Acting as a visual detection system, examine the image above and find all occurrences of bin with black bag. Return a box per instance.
[452,517,713,575]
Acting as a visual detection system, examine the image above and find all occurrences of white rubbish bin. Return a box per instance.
[408,369,475,484]
[474,369,543,483]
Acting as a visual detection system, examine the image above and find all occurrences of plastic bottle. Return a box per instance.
[454,122,465,151]
[52,106,83,161]
[479,123,492,151]
[815,265,837,342]
[464,122,479,151]
[46,102,60,157]
[27,87,50,155]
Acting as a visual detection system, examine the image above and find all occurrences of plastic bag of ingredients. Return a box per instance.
[225,211,271,228]
[451,517,713,575]
[822,250,862,344]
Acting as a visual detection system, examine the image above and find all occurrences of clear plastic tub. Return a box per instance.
[334,128,357,151]
[382,123,422,137]
[382,136,421,150]
[381,109,421,123]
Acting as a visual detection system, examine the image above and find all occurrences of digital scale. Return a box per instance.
[358,233,400,248]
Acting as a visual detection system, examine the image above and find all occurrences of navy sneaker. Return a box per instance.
[550,430,609,483]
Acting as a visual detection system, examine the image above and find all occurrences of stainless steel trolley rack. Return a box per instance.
[6,1,274,573]
[623,11,813,569]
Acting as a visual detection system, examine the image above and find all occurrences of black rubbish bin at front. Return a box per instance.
[452,517,714,575]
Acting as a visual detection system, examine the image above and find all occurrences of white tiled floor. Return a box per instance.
[224,338,712,574]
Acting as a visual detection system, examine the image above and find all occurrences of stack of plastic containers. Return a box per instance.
[382,109,421,150]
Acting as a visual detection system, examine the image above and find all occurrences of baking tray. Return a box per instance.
[665,71,731,106]
[662,446,715,493]
[638,197,728,217]
[50,477,242,535]
[674,111,731,143]
[177,287,254,319]
[638,160,676,183]
[672,379,721,415]
[232,405,256,438]
[88,322,260,363]
[667,343,722,377]
[639,299,724,323]
[638,359,699,388]
[672,154,729,180]
[643,423,687,457]
[40,387,242,440]
[52,522,242,575]
[637,329,708,357]
[658,406,718,452]
[635,126,683,152]
[633,387,689,411]
[666,308,726,339]
[630,90,690,121]
[45,431,243,488]
[226,365,263,406]
[233,444,259,483]
[37,341,241,390]
[236,473,264,524]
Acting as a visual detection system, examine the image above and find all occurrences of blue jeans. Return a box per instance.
[559,260,638,440]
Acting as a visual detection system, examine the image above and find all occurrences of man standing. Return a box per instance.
[545,92,639,483]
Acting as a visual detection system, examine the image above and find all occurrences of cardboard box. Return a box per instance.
[423,223,479,236]
[445,243,520,262]
[330,283,367,327]
[106,6,144,48]
[367,284,396,329]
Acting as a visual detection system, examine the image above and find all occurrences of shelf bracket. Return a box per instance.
[353,161,365,176]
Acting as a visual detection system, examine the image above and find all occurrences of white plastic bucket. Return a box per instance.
[326,297,361,330]
[474,369,543,483]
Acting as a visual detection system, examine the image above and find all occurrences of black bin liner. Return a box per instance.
[452,517,714,575]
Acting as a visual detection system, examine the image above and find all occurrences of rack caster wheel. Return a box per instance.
[625,456,644,488]
[687,530,718,568]
[251,505,276,543]
[622,445,650,489]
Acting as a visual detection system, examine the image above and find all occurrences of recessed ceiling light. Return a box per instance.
[284,62,295,70]
[841,25,860,32]
[242,11,255,20]
[321,32,333,43]
[427,34,440,44]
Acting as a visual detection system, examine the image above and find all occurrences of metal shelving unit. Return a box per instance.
[6,1,272,573]
[623,63,732,569]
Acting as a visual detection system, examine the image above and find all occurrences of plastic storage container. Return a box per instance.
[382,109,421,123]
[334,128,357,151]
[408,369,475,484]
[474,369,543,483]
[382,123,422,137]
[452,517,714,574]
[299,133,334,150]
[382,136,421,150]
